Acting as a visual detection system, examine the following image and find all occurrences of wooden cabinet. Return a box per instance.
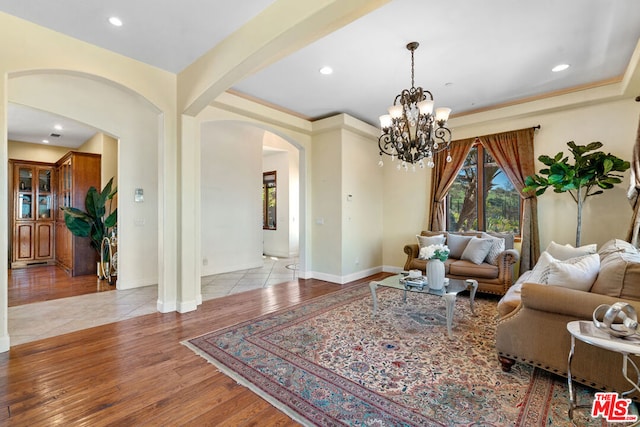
[10,162,56,267]
[55,152,101,276]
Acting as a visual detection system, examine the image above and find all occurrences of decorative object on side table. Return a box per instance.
[592,302,640,337]
[419,243,449,290]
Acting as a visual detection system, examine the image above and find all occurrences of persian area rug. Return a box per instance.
[184,283,612,426]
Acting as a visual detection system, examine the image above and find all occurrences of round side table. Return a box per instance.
[566,320,640,424]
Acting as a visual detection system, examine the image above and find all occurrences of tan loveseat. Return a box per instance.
[404,231,519,296]
[496,239,640,398]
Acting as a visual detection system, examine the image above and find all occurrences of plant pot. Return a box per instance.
[426,259,445,290]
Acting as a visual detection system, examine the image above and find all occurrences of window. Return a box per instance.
[446,144,521,234]
[263,171,276,230]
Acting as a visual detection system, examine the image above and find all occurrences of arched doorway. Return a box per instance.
[4,70,164,346]
[197,119,306,301]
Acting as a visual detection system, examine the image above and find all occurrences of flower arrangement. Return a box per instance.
[419,244,450,262]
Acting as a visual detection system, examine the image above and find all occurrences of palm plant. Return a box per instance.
[60,177,117,262]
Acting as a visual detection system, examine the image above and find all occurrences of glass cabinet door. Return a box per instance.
[39,169,51,192]
[18,194,32,219]
[38,195,52,219]
[18,167,32,191]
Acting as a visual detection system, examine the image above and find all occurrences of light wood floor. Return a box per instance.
[0,272,390,425]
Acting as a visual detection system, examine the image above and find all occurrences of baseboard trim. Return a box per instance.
[309,266,384,285]
[177,300,198,313]
[0,335,10,353]
[157,299,177,313]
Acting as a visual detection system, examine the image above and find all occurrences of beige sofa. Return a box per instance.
[496,239,640,398]
[404,231,519,296]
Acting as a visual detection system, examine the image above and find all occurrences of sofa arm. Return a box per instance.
[495,249,519,287]
[403,244,420,271]
[520,282,640,319]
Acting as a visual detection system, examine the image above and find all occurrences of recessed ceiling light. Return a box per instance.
[319,66,333,75]
[109,16,123,27]
[54,124,63,131]
[42,139,49,144]
[552,64,570,72]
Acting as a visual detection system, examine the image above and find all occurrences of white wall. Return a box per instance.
[9,73,160,289]
[381,163,431,271]
[311,115,383,283]
[196,93,312,278]
[200,121,263,275]
[311,127,343,279]
[341,126,384,280]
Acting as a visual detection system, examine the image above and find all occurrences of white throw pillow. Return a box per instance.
[526,251,557,284]
[539,253,600,291]
[546,241,597,261]
[481,232,506,265]
[460,237,494,265]
[416,234,446,248]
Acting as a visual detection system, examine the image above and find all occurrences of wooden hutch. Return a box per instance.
[10,161,56,267]
[9,152,101,276]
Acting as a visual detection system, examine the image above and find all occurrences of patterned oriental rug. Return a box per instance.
[184,282,613,426]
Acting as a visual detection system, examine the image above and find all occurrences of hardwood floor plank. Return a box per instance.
[1,273,390,425]
[8,265,114,307]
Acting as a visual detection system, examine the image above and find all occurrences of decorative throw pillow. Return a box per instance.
[546,241,597,261]
[481,232,506,265]
[539,253,600,291]
[526,251,557,283]
[460,237,494,265]
[416,234,446,248]
[447,234,473,259]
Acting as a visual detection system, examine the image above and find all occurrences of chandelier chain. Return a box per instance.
[410,48,415,88]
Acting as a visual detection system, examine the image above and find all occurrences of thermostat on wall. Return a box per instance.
[134,188,144,203]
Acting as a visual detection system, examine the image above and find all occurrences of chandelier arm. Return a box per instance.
[378,134,398,157]
[432,127,452,153]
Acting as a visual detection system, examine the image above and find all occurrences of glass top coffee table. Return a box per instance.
[369,274,478,339]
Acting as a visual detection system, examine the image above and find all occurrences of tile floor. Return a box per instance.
[8,256,298,346]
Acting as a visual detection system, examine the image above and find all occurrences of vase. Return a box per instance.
[426,259,446,290]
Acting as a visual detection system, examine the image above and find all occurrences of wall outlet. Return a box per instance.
[202,258,208,266]
[355,257,360,265]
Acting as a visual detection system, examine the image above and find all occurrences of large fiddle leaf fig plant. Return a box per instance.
[523,141,629,246]
[60,177,117,257]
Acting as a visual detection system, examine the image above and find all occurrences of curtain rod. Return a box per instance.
[471,125,541,142]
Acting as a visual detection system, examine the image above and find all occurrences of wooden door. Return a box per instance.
[55,221,72,273]
[13,222,34,262]
[35,222,54,260]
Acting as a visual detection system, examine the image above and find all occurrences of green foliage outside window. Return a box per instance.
[447,146,521,234]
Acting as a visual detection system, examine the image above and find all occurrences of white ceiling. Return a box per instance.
[2,0,640,147]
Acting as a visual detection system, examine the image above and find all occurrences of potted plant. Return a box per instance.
[523,141,629,246]
[60,177,117,279]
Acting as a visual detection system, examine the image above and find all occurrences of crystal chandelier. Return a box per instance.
[378,42,452,171]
